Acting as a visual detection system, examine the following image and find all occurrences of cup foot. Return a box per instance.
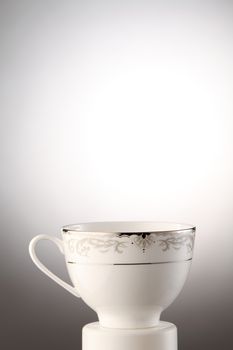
[82,321,177,350]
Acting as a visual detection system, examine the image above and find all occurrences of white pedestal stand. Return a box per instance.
[83,322,177,350]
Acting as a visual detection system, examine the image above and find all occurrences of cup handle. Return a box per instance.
[29,234,80,298]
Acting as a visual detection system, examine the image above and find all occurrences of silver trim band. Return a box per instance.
[63,228,196,235]
[67,258,192,266]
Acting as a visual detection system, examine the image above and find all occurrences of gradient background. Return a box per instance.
[1,0,233,349]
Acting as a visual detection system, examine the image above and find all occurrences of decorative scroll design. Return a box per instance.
[119,231,195,253]
[68,238,128,256]
[67,231,195,256]
[156,232,195,253]
[133,234,156,251]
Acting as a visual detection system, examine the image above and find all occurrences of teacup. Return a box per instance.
[29,221,196,329]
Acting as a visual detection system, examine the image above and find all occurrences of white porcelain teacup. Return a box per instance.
[29,221,196,329]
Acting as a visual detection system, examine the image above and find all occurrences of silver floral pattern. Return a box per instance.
[68,237,128,256]
[133,234,156,251]
[66,230,195,256]
[157,232,195,253]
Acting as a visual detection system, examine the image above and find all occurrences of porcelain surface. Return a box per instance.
[29,221,196,329]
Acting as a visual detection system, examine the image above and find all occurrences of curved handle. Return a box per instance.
[29,234,80,298]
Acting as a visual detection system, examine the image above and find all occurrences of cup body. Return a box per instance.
[62,222,196,329]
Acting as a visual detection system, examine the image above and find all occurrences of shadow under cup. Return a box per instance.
[62,222,196,329]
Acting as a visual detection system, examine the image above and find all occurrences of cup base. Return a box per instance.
[82,321,177,350]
